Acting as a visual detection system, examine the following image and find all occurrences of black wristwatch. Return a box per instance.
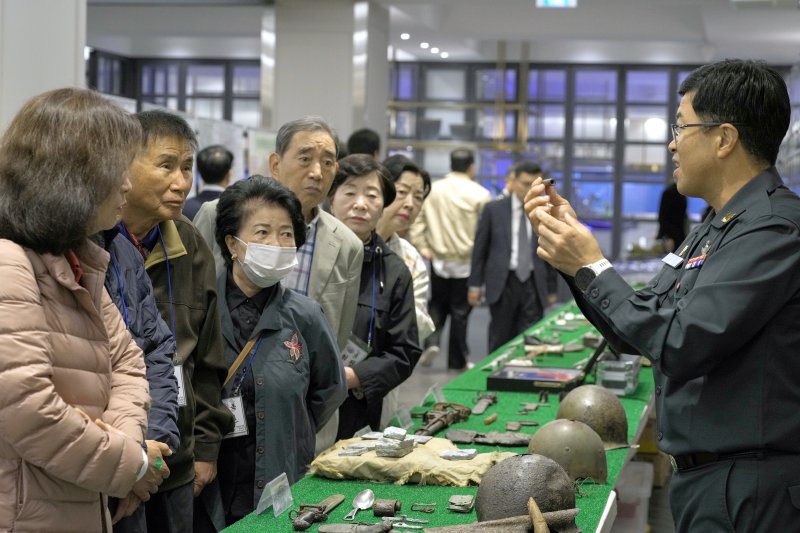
[575,259,612,292]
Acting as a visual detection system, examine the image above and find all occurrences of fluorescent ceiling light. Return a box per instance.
[420,42,429,49]
[400,33,410,40]
[440,52,449,59]
[536,0,577,7]
[431,47,440,54]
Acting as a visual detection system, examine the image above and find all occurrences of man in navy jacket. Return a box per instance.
[99,227,180,530]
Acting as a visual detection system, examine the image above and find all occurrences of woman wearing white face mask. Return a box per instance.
[211,176,347,525]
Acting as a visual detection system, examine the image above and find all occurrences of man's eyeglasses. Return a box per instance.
[670,122,741,142]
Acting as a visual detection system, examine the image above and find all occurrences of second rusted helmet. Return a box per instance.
[475,454,575,521]
[556,384,628,449]
[528,419,608,484]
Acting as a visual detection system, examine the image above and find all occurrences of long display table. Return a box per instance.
[224,303,654,533]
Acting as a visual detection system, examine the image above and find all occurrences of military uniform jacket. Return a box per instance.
[572,168,800,456]
[217,270,347,498]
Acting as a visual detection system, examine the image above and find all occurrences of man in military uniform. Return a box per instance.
[525,59,800,531]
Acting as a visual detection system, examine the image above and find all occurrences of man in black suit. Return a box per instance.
[468,162,558,352]
[183,145,233,220]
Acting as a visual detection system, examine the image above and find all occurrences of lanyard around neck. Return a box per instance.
[233,334,264,396]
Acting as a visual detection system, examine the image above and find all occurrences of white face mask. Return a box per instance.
[235,237,298,288]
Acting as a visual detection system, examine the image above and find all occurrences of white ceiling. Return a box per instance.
[382,0,800,64]
[87,0,800,65]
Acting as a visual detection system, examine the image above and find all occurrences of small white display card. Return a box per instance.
[393,408,413,430]
[419,383,446,406]
[354,425,373,437]
[255,472,294,517]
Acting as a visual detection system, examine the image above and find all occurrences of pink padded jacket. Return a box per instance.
[0,239,149,532]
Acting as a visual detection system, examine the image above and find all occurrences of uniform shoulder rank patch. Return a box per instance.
[284,333,303,363]
[721,212,738,224]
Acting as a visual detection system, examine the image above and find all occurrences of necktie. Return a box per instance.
[516,207,531,282]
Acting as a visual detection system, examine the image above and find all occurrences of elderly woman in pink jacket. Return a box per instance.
[0,88,155,532]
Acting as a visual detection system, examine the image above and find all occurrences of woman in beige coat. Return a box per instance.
[0,88,153,532]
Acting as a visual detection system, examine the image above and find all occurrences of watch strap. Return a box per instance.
[586,258,612,276]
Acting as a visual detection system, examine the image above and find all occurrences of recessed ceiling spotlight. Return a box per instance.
[431,47,440,54]
[440,52,449,59]
[400,33,410,40]
[420,42,429,49]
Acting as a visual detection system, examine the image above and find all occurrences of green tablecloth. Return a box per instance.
[224,303,654,533]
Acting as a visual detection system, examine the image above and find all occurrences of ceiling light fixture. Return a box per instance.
[420,42,429,49]
[440,52,449,59]
[431,47,440,54]
[400,33,410,40]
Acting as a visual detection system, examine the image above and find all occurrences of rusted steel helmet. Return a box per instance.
[528,419,608,484]
[475,454,575,521]
[556,384,629,449]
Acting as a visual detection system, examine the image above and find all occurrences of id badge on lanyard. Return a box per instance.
[222,395,249,439]
[174,362,187,407]
[342,334,370,367]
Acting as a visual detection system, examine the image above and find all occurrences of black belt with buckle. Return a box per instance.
[669,450,767,472]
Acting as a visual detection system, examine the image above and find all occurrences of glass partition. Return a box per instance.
[624,106,668,142]
[574,181,614,219]
[529,69,567,101]
[475,68,517,101]
[622,182,665,218]
[185,64,225,95]
[624,144,668,181]
[575,70,617,102]
[626,71,669,103]
[389,109,417,138]
[574,105,616,140]
[422,108,465,140]
[476,108,516,140]
[424,69,466,100]
[527,104,566,139]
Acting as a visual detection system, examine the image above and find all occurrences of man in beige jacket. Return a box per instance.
[409,149,490,370]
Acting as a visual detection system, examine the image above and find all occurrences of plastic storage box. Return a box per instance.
[612,460,654,533]
[597,353,641,396]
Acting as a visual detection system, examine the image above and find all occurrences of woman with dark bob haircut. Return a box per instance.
[328,154,421,439]
[0,88,152,532]
[211,175,347,525]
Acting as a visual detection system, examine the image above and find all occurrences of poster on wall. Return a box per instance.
[193,117,247,186]
[247,128,277,178]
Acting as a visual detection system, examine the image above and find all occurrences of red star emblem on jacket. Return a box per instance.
[284,333,303,363]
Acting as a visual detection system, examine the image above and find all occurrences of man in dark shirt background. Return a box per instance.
[184,145,233,220]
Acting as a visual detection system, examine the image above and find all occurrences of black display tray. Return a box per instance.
[486,365,585,393]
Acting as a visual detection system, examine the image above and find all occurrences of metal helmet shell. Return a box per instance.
[475,454,575,521]
[556,384,629,449]
[527,419,608,483]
